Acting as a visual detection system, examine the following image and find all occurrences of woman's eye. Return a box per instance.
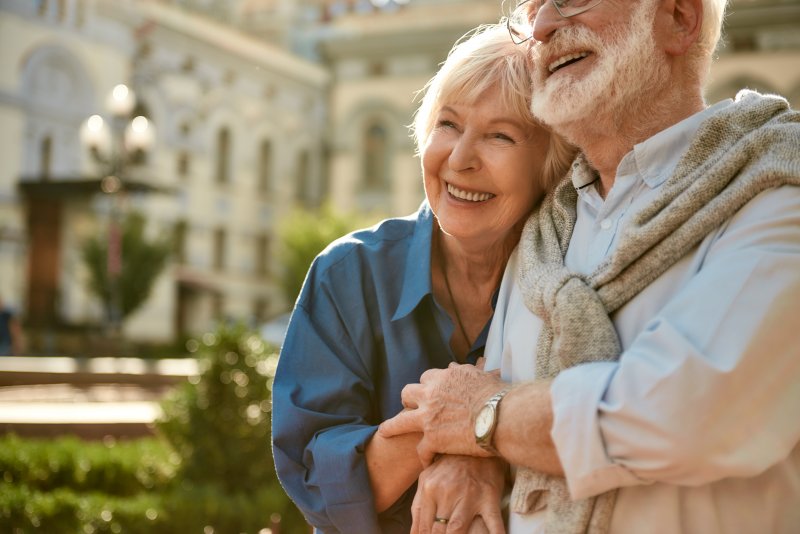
[437,120,456,129]
[492,132,515,142]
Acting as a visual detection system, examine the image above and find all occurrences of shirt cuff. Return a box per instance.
[307,425,384,530]
[550,362,645,500]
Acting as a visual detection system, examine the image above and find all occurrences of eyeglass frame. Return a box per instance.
[506,0,608,45]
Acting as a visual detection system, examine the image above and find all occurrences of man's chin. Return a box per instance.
[531,88,593,131]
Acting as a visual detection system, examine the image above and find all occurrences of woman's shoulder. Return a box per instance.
[316,209,428,271]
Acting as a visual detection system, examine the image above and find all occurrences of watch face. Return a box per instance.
[475,404,494,439]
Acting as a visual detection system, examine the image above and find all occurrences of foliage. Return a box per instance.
[81,210,172,324]
[158,323,277,491]
[276,204,375,305]
[0,324,308,533]
[156,322,306,526]
[0,434,177,495]
[0,482,294,534]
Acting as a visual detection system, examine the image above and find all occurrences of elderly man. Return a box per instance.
[380,0,800,532]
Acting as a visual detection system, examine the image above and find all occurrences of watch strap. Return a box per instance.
[475,388,511,455]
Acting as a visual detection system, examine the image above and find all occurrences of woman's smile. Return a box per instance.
[446,182,496,203]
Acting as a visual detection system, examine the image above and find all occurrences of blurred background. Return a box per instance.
[0,0,798,532]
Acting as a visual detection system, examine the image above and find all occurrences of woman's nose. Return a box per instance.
[448,135,480,172]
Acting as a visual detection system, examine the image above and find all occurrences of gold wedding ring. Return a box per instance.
[434,517,449,524]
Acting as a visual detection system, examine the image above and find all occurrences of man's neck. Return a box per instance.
[565,92,706,197]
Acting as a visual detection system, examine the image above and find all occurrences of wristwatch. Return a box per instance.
[474,388,511,456]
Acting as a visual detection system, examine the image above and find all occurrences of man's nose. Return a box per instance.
[532,0,569,43]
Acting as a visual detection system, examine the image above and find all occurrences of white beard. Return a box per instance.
[530,0,668,131]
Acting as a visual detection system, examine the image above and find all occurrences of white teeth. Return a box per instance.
[548,52,589,73]
[447,183,495,202]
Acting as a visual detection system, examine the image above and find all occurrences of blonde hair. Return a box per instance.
[411,23,576,189]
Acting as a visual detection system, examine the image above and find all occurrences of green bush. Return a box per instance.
[0,434,177,495]
[158,322,279,492]
[0,324,308,533]
[156,321,306,529]
[0,482,294,534]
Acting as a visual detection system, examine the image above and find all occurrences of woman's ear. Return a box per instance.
[656,0,704,56]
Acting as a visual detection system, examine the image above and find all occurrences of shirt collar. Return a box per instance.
[392,201,435,321]
[630,99,734,188]
[570,99,735,193]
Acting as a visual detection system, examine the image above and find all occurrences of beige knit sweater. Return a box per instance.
[512,90,800,533]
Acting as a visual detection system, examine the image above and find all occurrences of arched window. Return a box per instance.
[363,121,388,191]
[21,45,93,179]
[216,127,231,184]
[40,135,52,180]
[258,139,272,195]
[213,226,227,271]
[176,151,190,179]
[173,219,188,264]
[295,150,311,206]
[255,233,270,279]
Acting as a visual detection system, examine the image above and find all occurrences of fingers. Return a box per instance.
[478,507,506,534]
[401,383,424,409]
[415,481,437,534]
[442,500,474,534]
[419,367,448,385]
[410,486,423,534]
[417,438,438,468]
[378,410,421,438]
[466,517,491,534]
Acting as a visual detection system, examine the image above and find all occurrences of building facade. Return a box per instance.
[0,0,797,350]
[0,0,328,349]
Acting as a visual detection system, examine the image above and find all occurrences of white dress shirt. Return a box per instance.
[484,100,800,533]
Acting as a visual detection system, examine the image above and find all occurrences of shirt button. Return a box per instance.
[600,218,612,230]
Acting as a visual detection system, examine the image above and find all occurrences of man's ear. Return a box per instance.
[657,0,704,56]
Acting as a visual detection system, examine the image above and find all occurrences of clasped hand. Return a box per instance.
[379,362,507,466]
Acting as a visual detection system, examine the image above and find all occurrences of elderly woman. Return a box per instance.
[271,23,575,533]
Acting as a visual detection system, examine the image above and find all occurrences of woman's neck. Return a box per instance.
[433,227,516,361]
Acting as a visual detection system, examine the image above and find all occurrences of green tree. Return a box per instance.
[276,204,376,305]
[81,211,172,324]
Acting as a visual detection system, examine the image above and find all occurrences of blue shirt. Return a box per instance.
[272,202,489,534]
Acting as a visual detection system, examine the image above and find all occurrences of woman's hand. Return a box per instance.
[410,454,507,534]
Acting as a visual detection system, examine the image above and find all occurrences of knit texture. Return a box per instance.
[511,90,800,533]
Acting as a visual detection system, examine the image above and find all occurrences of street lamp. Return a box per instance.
[80,84,154,336]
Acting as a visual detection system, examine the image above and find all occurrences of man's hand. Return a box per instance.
[378,362,508,466]
[410,455,507,534]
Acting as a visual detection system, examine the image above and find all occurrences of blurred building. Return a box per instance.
[0,0,328,349]
[0,0,797,350]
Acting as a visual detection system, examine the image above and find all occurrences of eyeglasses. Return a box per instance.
[505,0,608,45]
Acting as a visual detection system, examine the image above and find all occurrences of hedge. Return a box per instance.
[0,323,308,533]
[0,434,176,495]
[0,481,296,533]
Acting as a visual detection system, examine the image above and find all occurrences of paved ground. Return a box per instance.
[0,356,197,439]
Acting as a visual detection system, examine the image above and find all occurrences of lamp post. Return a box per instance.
[80,84,154,337]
